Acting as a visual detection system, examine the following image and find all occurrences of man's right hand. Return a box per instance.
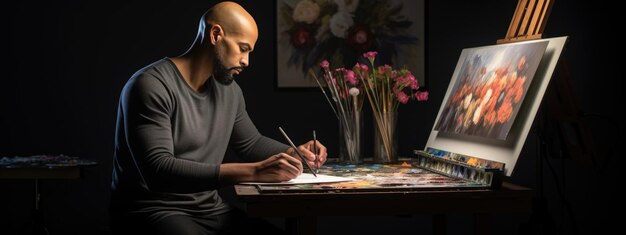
[219,153,303,185]
[253,153,303,182]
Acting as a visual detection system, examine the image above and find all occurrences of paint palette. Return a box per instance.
[256,162,487,193]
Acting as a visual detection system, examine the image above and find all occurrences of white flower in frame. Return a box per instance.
[292,0,320,24]
[329,11,354,38]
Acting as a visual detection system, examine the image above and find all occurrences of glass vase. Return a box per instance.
[338,111,363,164]
[373,111,398,163]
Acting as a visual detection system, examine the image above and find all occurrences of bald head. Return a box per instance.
[175,1,258,87]
[204,1,258,38]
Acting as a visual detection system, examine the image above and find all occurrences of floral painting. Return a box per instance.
[276,0,425,88]
[434,40,549,140]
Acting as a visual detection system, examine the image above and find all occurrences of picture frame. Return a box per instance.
[275,0,427,89]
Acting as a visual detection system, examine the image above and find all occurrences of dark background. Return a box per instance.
[1,0,622,234]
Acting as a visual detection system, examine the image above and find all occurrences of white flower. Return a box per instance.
[329,12,354,38]
[349,87,360,96]
[334,0,359,13]
[292,0,320,24]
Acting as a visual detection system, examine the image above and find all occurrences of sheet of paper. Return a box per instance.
[240,173,353,185]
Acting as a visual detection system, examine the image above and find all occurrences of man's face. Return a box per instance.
[213,33,256,85]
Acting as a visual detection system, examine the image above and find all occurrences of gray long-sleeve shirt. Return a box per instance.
[111,58,289,219]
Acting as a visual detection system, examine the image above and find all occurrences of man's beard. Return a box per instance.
[213,57,234,85]
[213,49,243,85]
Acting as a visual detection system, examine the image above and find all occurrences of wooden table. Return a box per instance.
[235,182,532,235]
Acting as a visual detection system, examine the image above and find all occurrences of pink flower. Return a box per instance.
[377,65,392,77]
[344,69,357,85]
[395,90,410,104]
[355,51,430,108]
[406,72,419,90]
[353,62,368,72]
[393,74,413,89]
[415,91,429,101]
[363,51,378,61]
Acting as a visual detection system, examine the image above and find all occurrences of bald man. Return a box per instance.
[110,2,327,234]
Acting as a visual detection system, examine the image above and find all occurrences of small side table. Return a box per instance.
[0,155,97,235]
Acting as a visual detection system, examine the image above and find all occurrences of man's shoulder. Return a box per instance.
[127,58,177,86]
[131,58,175,80]
[122,59,176,95]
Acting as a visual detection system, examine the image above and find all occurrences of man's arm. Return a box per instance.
[122,75,219,193]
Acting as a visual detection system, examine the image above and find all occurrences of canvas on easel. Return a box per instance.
[423,36,567,177]
[420,0,568,177]
[433,41,549,140]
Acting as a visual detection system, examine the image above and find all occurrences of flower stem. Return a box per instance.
[310,69,339,120]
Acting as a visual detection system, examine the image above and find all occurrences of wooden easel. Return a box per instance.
[497,0,554,44]
[498,1,590,233]
[497,0,594,163]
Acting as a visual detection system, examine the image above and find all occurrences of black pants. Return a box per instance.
[110,209,286,235]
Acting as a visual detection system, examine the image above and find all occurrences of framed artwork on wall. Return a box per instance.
[276,0,427,89]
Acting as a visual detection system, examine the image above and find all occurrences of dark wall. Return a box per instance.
[1,0,622,234]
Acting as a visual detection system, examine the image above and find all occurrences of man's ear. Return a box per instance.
[210,24,224,45]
